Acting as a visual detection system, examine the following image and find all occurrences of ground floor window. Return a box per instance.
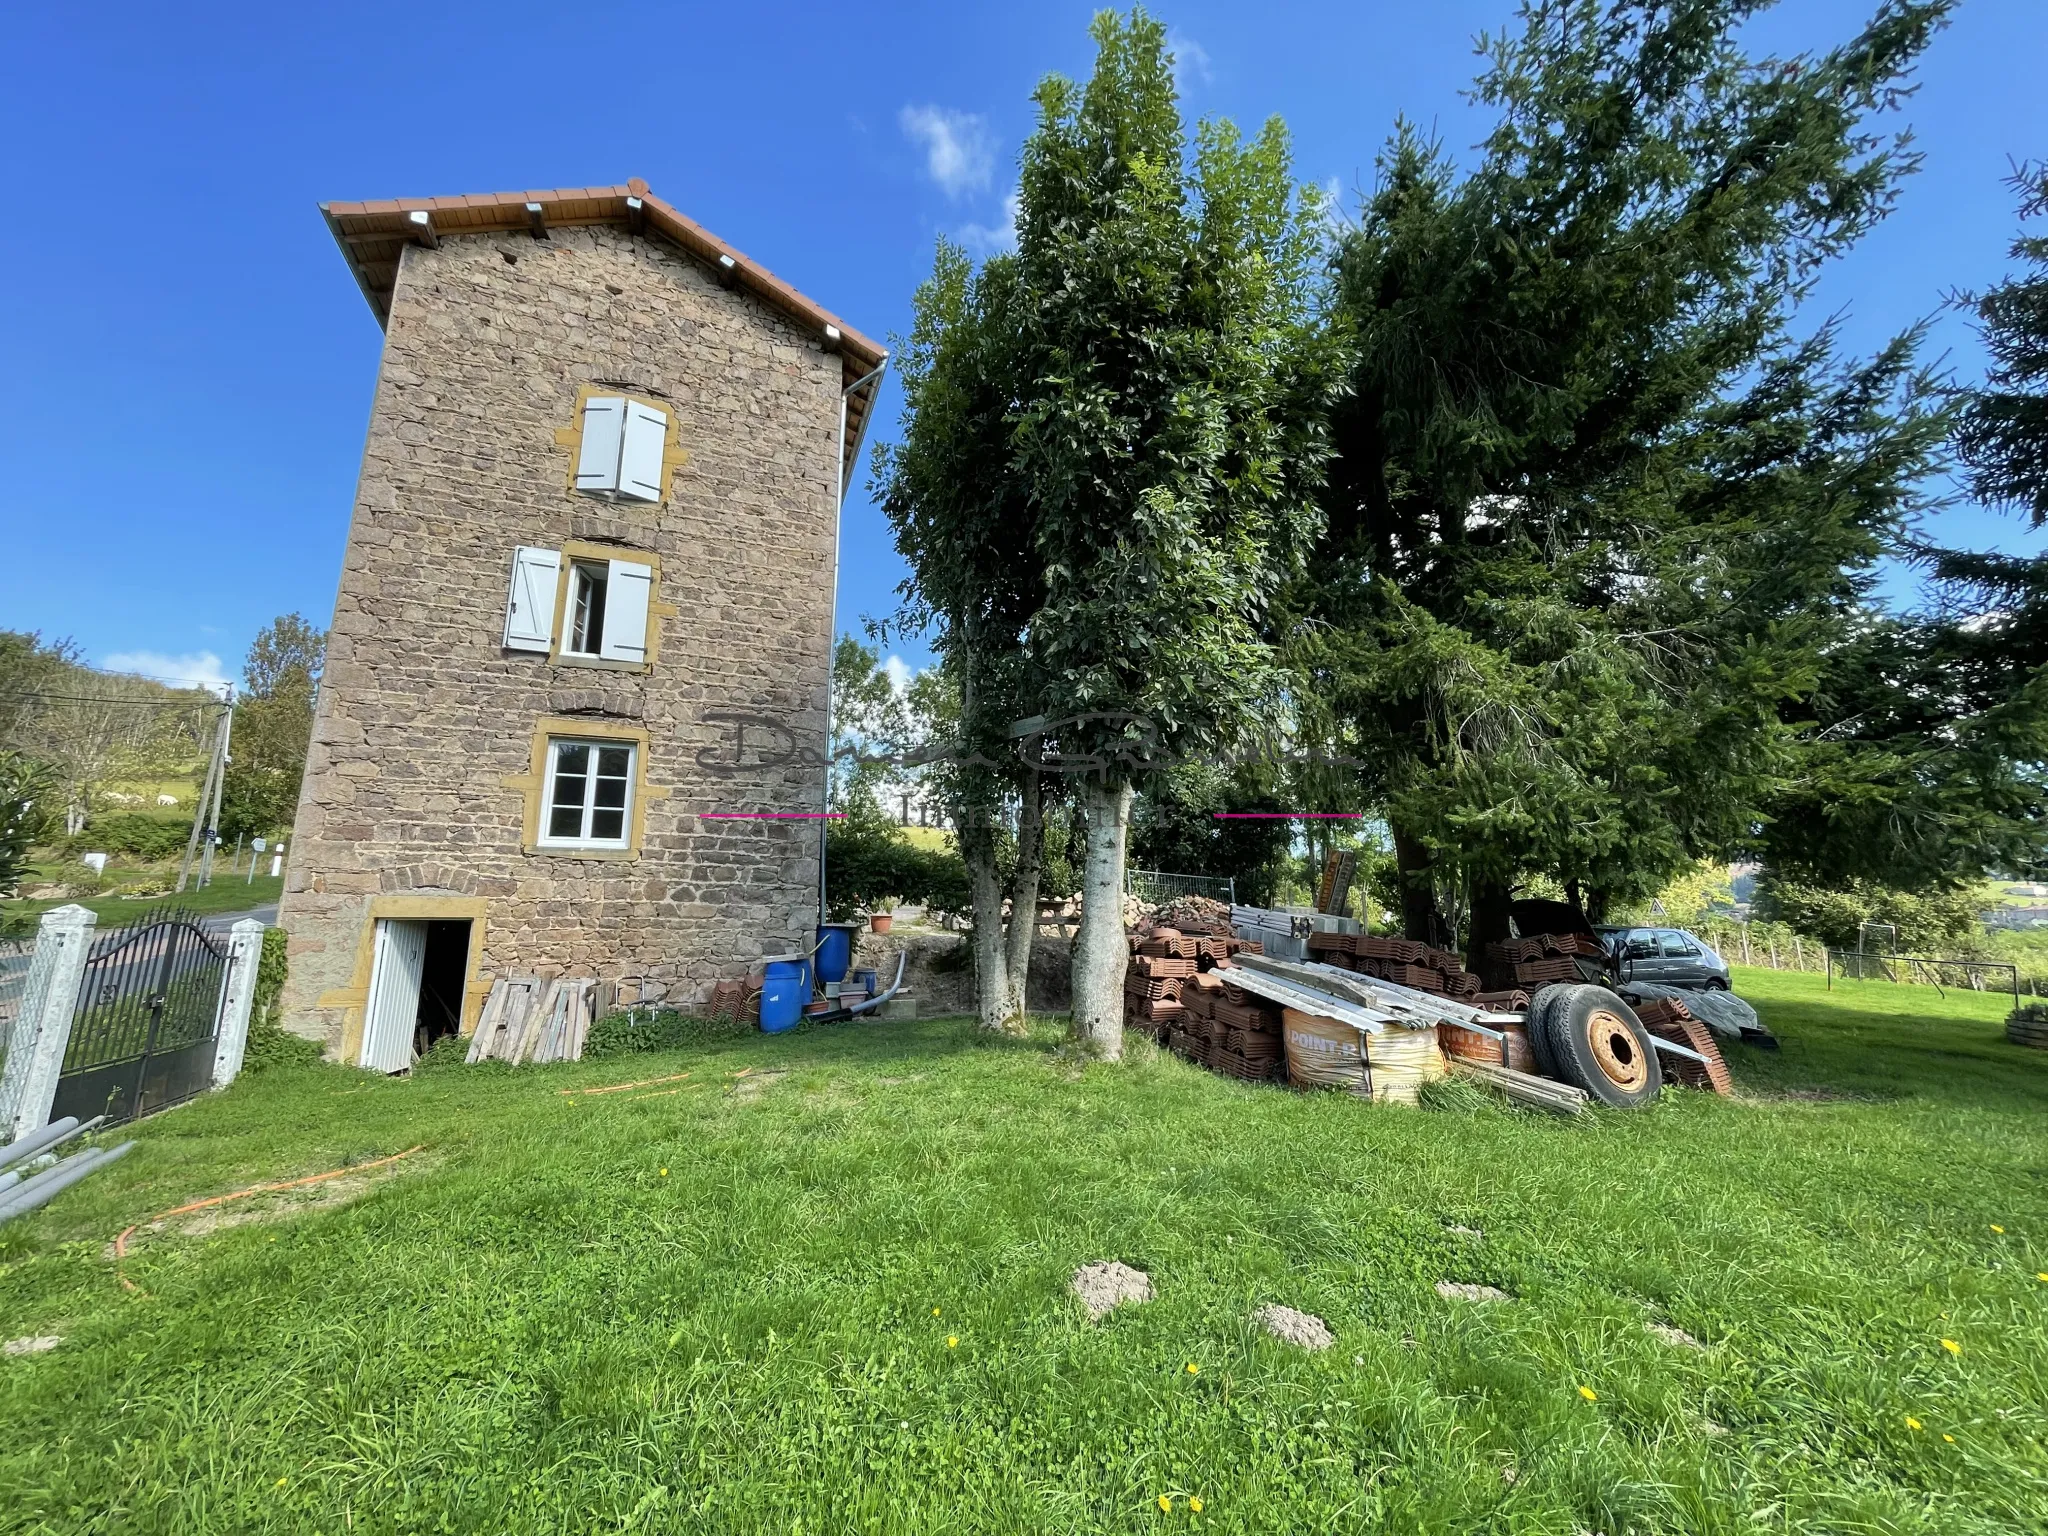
[540,738,634,848]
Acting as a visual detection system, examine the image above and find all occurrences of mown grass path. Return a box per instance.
[2,970,2044,1532]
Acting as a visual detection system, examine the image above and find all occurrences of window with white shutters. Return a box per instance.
[572,394,670,502]
[502,547,561,652]
[499,544,660,666]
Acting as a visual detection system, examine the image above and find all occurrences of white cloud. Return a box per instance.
[100,649,232,699]
[900,104,995,200]
[884,654,916,694]
[1169,32,1212,91]
[958,187,1021,256]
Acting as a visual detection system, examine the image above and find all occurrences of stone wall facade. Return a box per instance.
[278,224,841,1054]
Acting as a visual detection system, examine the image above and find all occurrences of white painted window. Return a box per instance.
[573,394,669,502]
[564,562,610,655]
[502,547,560,652]
[540,739,635,848]
[505,549,657,663]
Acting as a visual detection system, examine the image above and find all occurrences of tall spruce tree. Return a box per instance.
[1303,0,1954,963]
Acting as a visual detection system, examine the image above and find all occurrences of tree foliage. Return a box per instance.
[1300,0,1955,954]
[221,614,325,840]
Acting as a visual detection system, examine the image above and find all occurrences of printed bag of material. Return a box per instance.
[1281,1008,1447,1105]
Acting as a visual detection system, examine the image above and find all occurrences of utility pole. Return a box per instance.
[176,696,234,894]
[197,701,233,888]
[176,705,228,894]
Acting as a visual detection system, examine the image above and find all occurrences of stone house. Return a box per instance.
[277,180,885,1065]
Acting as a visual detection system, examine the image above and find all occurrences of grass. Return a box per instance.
[2,969,2045,1532]
[4,874,282,932]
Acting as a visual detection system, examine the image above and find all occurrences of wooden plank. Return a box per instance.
[467,978,508,1065]
[1446,1057,1588,1115]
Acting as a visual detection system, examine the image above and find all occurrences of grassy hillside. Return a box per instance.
[1,970,2042,1532]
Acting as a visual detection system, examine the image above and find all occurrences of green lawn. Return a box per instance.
[4,874,282,933]
[2,969,2044,1533]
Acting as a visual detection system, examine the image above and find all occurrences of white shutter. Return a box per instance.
[599,560,654,664]
[361,920,427,1073]
[575,396,627,492]
[502,546,561,652]
[617,401,669,502]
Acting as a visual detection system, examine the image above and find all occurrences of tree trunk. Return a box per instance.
[1389,820,1447,947]
[1465,876,1513,976]
[1071,778,1133,1058]
[1584,887,1611,924]
[962,822,1009,1032]
[1003,767,1044,1025]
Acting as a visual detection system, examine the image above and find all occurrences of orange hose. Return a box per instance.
[148,1145,426,1222]
[560,1071,691,1098]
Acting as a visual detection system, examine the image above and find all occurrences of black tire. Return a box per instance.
[1546,986,1663,1108]
[1704,976,1730,991]
[1523,985,1573,1079]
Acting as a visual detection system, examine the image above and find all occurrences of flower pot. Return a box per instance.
[869,912,894,934]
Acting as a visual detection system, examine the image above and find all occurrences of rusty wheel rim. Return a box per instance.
[1585,1008,1648,1090]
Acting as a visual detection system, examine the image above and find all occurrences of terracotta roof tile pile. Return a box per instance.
[1127,916,1282,1081]
[1311,933,1485,1001]
[1630,995,1734,1095]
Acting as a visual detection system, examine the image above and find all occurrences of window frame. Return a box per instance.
[505,716,668,860]
[537,737,637,850]
[554,384,690,505]
[543,541,669,673]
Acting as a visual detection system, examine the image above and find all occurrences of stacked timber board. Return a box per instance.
[467,976,610,1064]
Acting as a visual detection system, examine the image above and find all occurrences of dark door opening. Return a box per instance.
[413,919,471,1057]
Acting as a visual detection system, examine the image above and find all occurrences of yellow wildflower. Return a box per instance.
[1991,1224,2004,1234]
[659,1168,668,1176]
[932,1307,941,1316]
[1578,1386,1598,1402]
[947,1335,958,1349]
[1906,1416,1922,1430]
[1158,1495,1173,1512]
[1185,1363,1199,1375]
[1943,1434,1956,1444]
[2038,1273,2048,1283]
[275,1477,288,1488]
[1189,1496,1204,1512]
[1941,1338,1962,1356]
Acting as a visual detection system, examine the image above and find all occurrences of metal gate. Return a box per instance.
[50,908,231,1127]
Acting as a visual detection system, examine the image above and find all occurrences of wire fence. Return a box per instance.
[0,935,34,1073]
[1125,869,1237,907]
[1696,922,2032,1004]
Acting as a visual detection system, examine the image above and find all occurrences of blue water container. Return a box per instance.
[760,959,810,1033]
[814,923,857,984]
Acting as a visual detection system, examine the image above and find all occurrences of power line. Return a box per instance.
[0,688,229,709]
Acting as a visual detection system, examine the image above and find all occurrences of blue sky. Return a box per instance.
[0,0,2040,691]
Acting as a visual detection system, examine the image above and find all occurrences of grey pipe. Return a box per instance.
[841,952,909,1018]
[0,1149,109,1218]
[0,1142,134,1225]
[0,1115,103,1175]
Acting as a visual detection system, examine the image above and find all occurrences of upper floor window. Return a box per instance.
[574,395,669,502]
[502,545,654,666]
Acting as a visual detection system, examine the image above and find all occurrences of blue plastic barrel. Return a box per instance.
[760,959,809,1033]
[814,923,857,984]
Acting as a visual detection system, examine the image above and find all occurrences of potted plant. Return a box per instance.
[870,909,894,934]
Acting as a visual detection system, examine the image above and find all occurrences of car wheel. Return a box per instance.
[1523,984,1573,1079]
[1704,977,1730,991]
[1545,986,1663,1108]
